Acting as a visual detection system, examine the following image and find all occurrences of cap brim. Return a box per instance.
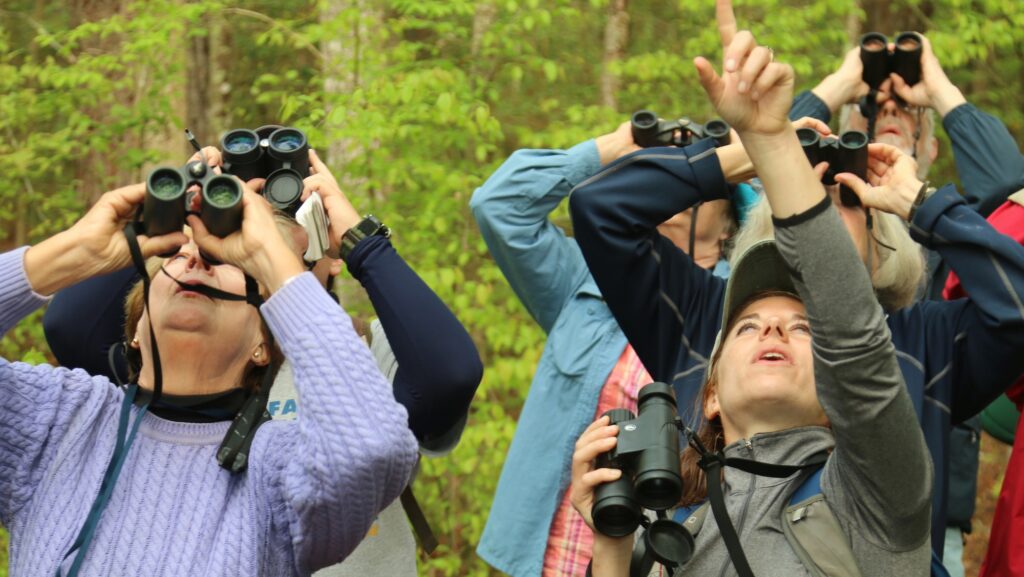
[721,240,799,329]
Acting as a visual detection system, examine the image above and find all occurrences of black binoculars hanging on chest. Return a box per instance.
[631,110,732,149]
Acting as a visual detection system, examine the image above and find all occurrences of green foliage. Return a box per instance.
[0,0,1021,575]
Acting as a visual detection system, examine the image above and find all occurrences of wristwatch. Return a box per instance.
[340,214,391,260]
[907,181,938,223]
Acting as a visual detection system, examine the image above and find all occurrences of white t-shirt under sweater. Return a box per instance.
[269,319,465,576]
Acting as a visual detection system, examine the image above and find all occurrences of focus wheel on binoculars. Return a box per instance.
[340,214,392,261]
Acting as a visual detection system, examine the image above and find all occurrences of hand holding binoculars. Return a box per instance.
[631,110,732,149]
[797,128,869,208]
[142,126,311,249]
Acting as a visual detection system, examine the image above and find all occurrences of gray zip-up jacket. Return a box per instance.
[661,197,934,577]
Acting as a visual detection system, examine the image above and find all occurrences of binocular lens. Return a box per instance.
[796,127,820,148]
[201,176,244,238]
[206,182,241,207]
[896,32,921,51]
[223,132,259,154]
[269,128,308,154]
[592,495,643,538]
[840,131,868,149]
[861,33,887,52]
[632,110,658,131]
[149,169,185,200]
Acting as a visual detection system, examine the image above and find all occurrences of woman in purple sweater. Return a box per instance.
[0,181,419,575]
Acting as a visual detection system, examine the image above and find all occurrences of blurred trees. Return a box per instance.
[1,1,1022,575]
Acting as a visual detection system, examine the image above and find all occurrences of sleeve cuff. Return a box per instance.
[771,194,832,228]
[344,234,391,281]
[564,140,603,188]
[909,184,964,244]
[941,102,974,132]
[791,91,832,124]
[0,247,52,331]
[681,138,730,202]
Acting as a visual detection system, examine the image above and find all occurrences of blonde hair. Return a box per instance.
[730,196,924,311]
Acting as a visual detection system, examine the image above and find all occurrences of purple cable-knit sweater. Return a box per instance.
[0,247,419,576]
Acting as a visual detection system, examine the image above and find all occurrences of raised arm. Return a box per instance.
[567,141,737,384]
[696,28,931,541]
[469,141,604,332]
[251,273,419,572]
[4,184,189,527]
[345,234,483,446]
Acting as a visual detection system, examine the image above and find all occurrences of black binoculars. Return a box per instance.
[860,32,923,90]
[592,382,683,538]
[797,128,869,207]
[144,160,243,240]
[220,126,310,216]
[631,110,732,149]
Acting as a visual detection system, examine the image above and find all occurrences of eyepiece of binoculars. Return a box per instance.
[200,176,244,238]
[144,168,188,237]
[860,31,923,89]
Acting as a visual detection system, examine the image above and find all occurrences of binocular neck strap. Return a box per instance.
[860,90,880,141]
[122,222,270,473]
[124,223,165,405]
[692,438,828,577]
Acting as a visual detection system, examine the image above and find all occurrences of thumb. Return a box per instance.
[139,231,189,259]
[694,57,724,102]
[834,172,872,203]
[186,215,225,263]
[889,73,912,100]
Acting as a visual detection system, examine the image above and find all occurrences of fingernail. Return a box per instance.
[738,81,748,93]
[726,58,736,71]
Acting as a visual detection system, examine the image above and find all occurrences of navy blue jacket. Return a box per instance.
[43,235,482,444]
[569,137,1024,558]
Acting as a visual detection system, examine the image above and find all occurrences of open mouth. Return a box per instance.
[755,348,791,365]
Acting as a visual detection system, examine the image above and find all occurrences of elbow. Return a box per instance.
[403,357,483,442]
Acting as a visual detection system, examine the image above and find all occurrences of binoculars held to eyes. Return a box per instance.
[860,32,923,90]
[144,160,243,240]
[592,382,685,538]
[631,110,732,149]
[220,126,310,216]
[797,128,869,208]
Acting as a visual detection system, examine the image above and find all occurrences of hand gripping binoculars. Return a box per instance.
[860,32,923,90]
[144,160,243,240]
[220,125,310,216]
[797,128,869,208]
[631,110,732,149]
[592,382,685,538]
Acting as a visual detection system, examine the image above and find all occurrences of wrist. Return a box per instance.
[716,143,755,184]
[248,241,306,294]
[595,133,628,166]
[591,533,633,576]
[24,231,96,295]
[929,83,967,118]
[811,73,856,114]
[896,179,926,221]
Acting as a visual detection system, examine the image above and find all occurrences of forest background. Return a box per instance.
[1,0,1021,575]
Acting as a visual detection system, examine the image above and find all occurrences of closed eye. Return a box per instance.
[790,322,811,334]
[736,322,758,335]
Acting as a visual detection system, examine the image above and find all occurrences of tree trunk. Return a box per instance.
[600,0,629,110]
[320,0,360,189]
[185,24,214,153]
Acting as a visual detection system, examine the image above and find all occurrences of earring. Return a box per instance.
[130,336,139,347]
[253,349,262,360]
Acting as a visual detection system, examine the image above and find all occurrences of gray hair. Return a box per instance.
[839,103,936,179]
[730,195,925,311]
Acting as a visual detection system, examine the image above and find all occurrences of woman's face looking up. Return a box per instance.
[706,295,829,442]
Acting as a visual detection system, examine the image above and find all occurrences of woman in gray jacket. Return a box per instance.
[570,29,933,577]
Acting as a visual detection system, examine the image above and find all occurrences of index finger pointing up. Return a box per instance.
[716,0,738,48]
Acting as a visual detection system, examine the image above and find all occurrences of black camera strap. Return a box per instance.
[687,431,828,577]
